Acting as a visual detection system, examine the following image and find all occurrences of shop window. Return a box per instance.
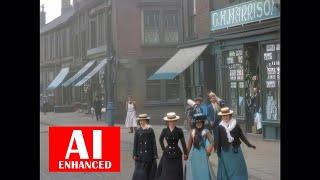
[164,11,179,44]
[261,43,280,121]
[143,11,160,45]
[185,60,205,99]
[146,66,161,101]
[224,49,246,117]
[166,77,179,100]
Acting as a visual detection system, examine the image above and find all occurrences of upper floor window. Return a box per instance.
[90,20,97,48]
[164,11,179,44]
[143,10,160,45]
[188,0,196,38]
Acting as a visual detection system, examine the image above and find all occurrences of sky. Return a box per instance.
[40,0,73,23]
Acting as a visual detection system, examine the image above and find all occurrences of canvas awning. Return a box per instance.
[74,59,108,87]
[62,60,96,87]
[148,44,208,80]
[47,67,69,90]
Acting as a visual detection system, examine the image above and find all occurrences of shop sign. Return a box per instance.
[211,0,280,31]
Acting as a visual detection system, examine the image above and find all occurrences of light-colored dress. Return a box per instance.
[125,102,137,127]
[184,129,216,180]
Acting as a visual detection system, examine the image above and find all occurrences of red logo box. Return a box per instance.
[49,126,120,172]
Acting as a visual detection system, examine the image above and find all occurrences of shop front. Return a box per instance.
[210,0,280,139]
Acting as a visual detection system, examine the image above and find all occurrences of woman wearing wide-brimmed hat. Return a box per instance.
[214,107,256,180]
[155,112,188,180]
[184,112,216,180]
[132,114,158,180]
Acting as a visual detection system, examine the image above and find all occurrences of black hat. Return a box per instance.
[193,113,206,121]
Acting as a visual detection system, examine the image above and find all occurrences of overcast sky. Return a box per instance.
[40,0,73,23]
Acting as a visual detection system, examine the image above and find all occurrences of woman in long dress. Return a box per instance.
[215,107,256,180]
[132,114,158,180]
[155,112,188,180]
[184,113,216,180]
[125,95,137,133]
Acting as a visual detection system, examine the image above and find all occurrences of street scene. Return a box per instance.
[40,112,279,180]
[40,0,280,179]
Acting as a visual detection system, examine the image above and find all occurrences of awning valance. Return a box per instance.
[47,67,69,90]
[148,44,208,80]
[74,59,108,87]
[62,60,96,87]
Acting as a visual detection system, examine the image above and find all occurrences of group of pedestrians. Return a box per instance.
[130,91,256,180]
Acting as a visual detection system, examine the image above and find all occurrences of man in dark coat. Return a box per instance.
[93,96,102,121]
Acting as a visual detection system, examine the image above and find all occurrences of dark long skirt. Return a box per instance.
[155,156,183,180]
[132,160,157,180]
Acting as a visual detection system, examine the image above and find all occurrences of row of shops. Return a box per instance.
[41,0,280,140]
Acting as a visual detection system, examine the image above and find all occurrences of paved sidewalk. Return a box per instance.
[40,112,280,180]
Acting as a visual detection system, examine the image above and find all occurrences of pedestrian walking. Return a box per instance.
[184,112,216,180]
[132,114,158,180]
[93,95,102,121]
[125,95,137,133]
[215,107,256,180]
[155,112,188,180]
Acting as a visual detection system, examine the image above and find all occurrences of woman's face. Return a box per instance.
[195,121,203,129]
[222,115,231,122]
[139,119,147,127]
[168,121,177,127]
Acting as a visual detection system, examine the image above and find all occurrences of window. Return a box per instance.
[74,34,79,58]
[62,29,66,57]
[188,0,196,37]
[261,43,280,121]
[164,11,179,43]
[185,60,205,99]
[90,20,97,48]
[98,13,105,46]
[69,29,73,56]
[81,31,86,57]
[143,11,160,45]
[55,32,59,59]
[166,77,179,100]
[223,49,245,117]
[146,66,161,101]
[44,37,48,60]
[50,35,54,60]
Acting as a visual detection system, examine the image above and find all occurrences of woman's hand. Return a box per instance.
[183,154,188,160]
[133,156,138,160]
[249,144,256,149]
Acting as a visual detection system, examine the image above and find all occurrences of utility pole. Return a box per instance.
[105,0,114,126]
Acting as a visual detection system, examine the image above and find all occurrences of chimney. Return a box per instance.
[40,4,46,28]
[61,0,71,14]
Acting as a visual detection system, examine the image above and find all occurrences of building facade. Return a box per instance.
[40,0,186,123]
[180,0,280,139]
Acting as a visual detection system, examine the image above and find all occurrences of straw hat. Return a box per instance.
[136,114,151,121]
[163,112,180,121]
[218,107,234,116]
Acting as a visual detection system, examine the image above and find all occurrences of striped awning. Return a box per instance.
[47,67,69,90]
[148,44,208,80]
[74,59,108,87]
[62,60,96,87]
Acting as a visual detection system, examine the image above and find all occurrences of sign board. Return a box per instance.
[211,0,280,31]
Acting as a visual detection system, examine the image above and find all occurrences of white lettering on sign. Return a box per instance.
[264,52,273,60]
[65,130,102,160]
[211,0,279,31]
